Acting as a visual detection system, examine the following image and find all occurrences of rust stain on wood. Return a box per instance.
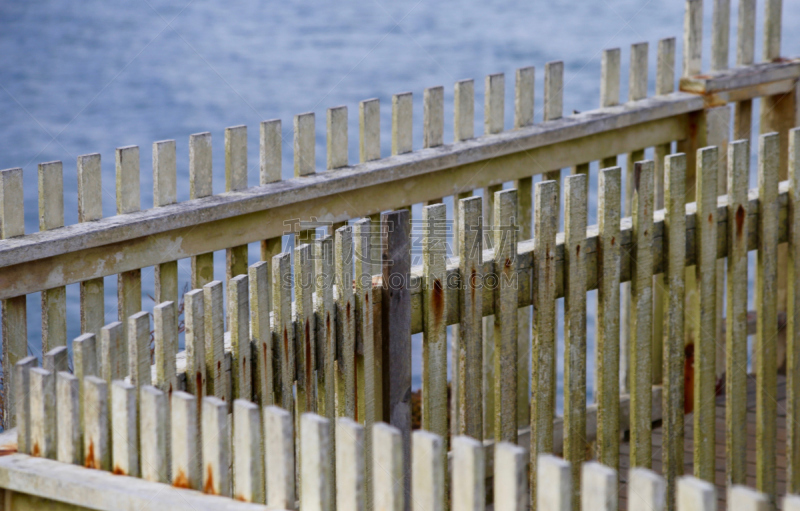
[736,204,746,238]
[203,465,216,494]
[173,468,191,489]
[113,465,126,476]
[84,440,96,469]
[432,278,444,325]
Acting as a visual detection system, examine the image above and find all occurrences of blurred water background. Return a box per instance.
[2,0,799,408]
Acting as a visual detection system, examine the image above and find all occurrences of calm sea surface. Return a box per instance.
[2,0,799,405]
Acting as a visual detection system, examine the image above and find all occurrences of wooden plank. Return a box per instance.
[316,236,335,419]
[381,210,412,501]
[171,391,200,490]
[683,0,703,77]
[336,418,364,511]
[229,274,251,401]
[711,0,730,71]
[39,160,66,352]
[563,174,587,509]
[531,179,558,504]
[629,42,649,101]
[190,132,214,288]
[184,289,206,408]
[452,435,484,511]
[1,166,26,430]
[734,0,756,140]
[154,140,179,304]
[111,379,138,477]
[295,113,316,176]
[373,422,404,511]
[515,66,534,129]
[29,367,56,459]
[127,311,151,389]
[201,396,230,497]
[600,48,621,169]
[493,189,518,442]
[249,261,271,406]
[392,92,413,155]
[694,147,718,483]
[116,145,141,344]
[629,468,667,511]
[77,153,105,336]
[56,371,81,465]
[140,385,169,483]
[424,86,444,148]
[328,106,348,169]
[544,61,564,186]
[485,73,504,135]
[457,196,483,439]
[580,462,616,511]
[676,477,715,511]
[762,0,782,61]
[261,120,281,184]
[630,160,654,470]
[422,203,448,442]
[596,167,621,472]
[301,413,331,511]
[43,346,68,374]
[264,405,295,510]
[789,128,800,493]
[83,375,109,471]
[233,399,264,503]
[412,430,445,511]
[663,154,687,511]
[360,99,380,163]
[72,333,96,433]
[203,281,226,401]
[756,132,779,503]
[727,139,750,487]
[295,243,315,413]
[226,125,249,280]
[273,252,295,413]
[454,80,474,142]
[483,184,500,441]
[537,455,571,511]
[495,441,527,511]
[154,300,178,395]
[14,357,36,454]
[336,226,356,418]
[730,486,769,511]
[99,322,125,392]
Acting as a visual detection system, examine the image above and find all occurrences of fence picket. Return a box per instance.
[495,441,527,511]
[29,367,55,459]
[336,226,356,418]
[185,289,205,407]
[452,436,484,511]
[1,167,26,430]
[204,281,226,402]
[77,153,105,336]
[563,174,587,506]
[537,455,571,511]
[683,0,703,77]
[273,252,295,413]
[294,112,316,178]
[140,385,169,483]
[790,128,800,493]
[44,346,68,374]
[189,132,214,288]
[301,413,331,511]
[202,396,230,497]
[676,477,715,511]
[250,261,271,407]
[412,430,445,511]
[532,179,559,503]
[56,371,81,465]
[295,244,315,413]
[83,375,109,471]
[543,62,563,188]
[328,106,348,169]
[233,399,265,503]
[230,274,251,401]
[128,311,151,389]
[730,486,769,511]
[14,356,36,454]
[600,49,620,168]
[336,417,364,511]
[630,160,654,469]
[316,236,335,420]
[99,322,124,391]
[154,301,178,395]
[485,73,504,135]
[265,405,296,510]
[360,98,380,162]
[171,391,200,490]
[756,132,780,502]
[727,140,749,487]
[424,86,444,148]
[580,462,616,511]
[39,160,66,352]
[259,120,283,302]
[226,125,249,279]
[116,146,142,343]
[629,468,667,511]
[111,379,138,477]
[373,423,404,511]
[455,79,474,142]
[392,92,413,156]
[710,0,730,71]
[153,139,179,304]
[515,66,534,129]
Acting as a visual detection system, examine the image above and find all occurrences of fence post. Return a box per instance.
[184,289,205,412]
[295,244,315,414]
[335,225,356,418]
[359,99,380,163]
[128,311,151,390]
[100,322,125,390]
[249,261,271,407]
[543,62,563,191]
[730,486,769,511]
[43,346,68,374]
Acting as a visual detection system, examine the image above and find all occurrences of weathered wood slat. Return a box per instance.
[629,468,667,511]
[116,145,142,344]
[600,48,621,166]
[543,61,564,188]
[336,418,364,511]
[789,128,800,493]
[328,106,348,170]
[140,385,169,483]
[39,160,66,352]
[711,0,730,71]
[171,391,200,490]
[495,441,527,511]
[154,139,179,304]
[99,322,124,391]
[202,396,230,498]
[676,476,715,511]
[580,462,616,511]
[44,346,68,374]
[727,139,749,487]
[204,281,226,402]
[596,167,621,472]
[531,180,558,505]
[730,486,770,511]
[83,375,109,471]
[190,132,215,288]
[756,132,780,504]
[483,183,500,441]
[14,357,35,454]
[273,252,295,414]
[301,413,331,511]
[111,379,138,477]
[537,455,571,511]
[424,86,444,148]
[184,289,206,410]
[392,92,413,156]
[454,79,474,142]
[630,160,654,470]
[295,244,315,415]
[56,371,81,465]
[249,261,271,407]
[412,430,445,511]
[127,311,151,389]
[683,0,703,77]
[360,98,380,163]
[72,333,96,433]
[316,236,335,419]
[264,405,295,510]
[233,399,264,503]
[77,153,105,336]
[335,226,356,418]
[230,274,251,401]
[226,125,249,279]
[733,0,756,140]
[452,435,484,511]
[563,174,587,509]
[373,423,404,511]
[485,73,504,135]
[154,301,178,395]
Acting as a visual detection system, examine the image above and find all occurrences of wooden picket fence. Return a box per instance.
[0,0,799,509]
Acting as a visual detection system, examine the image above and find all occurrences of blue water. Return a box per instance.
[1,0,799,406]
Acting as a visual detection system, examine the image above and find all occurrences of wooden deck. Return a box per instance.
[619,375,788,510]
